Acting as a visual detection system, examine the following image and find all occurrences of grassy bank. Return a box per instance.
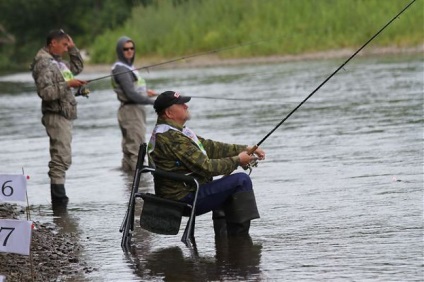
[89,0,423,64]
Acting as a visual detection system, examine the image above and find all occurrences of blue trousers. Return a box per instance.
[180,172,253,215]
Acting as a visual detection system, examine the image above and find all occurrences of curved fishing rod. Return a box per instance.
[248,0,416,156]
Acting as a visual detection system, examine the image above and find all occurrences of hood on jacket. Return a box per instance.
[116,36,135,66]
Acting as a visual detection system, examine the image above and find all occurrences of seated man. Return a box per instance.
[148,91,265,236]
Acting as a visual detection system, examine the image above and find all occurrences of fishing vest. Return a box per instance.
[148,124,207,168]
[51,60,74,82]
[49,59,78,120]
[111,62,147,102]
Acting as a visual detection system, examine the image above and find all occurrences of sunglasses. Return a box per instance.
[123,47,135,51]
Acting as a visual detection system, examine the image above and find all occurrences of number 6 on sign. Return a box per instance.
[0,174,27,202]
[0,219,32,255]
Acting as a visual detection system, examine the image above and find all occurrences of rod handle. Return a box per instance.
[247,144,258,155]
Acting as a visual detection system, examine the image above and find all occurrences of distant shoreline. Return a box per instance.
[83,45,423,73]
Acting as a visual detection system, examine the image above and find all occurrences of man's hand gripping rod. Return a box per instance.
[245,145,259,174]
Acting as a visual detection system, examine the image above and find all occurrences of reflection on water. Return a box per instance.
[52,204,79,234]
[126,236,262,281]
[0,54,422,281]
[214,236,262,280]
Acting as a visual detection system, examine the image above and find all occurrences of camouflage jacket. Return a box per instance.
[148,118,247,201]
[31,46,84,120]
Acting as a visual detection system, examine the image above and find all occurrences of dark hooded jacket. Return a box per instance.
[111,36,154,105]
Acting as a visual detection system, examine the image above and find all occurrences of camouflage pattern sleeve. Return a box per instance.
[156,131,240,180]
[199,136,247,159]
[67,47,84,75]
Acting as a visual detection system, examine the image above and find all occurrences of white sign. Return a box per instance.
[0,275,5,282]
[0,174,27,202]
[0,219,32,256]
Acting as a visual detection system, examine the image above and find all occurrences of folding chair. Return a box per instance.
[120,143,199,251]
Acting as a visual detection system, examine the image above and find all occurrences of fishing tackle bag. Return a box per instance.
[139,193,191,235]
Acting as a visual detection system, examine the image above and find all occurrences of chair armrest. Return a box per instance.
[151,168,198,186]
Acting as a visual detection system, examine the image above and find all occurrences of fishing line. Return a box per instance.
[189,96,303,104]
[190,96,274,102]
[191,96,258,101]
[248,0,417,154]
[75,39,272,97]
[86,40,268,84]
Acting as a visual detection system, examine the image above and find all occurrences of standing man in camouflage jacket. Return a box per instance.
[148,91,265,236]
[31,29,86,207]
[112,36,156,172]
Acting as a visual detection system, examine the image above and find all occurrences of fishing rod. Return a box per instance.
[75,39,266,97]
[82,39,264,82]
[192,96,259,101]
[190,96,303,105]
[191,96,290,102]
[247,0,416,157]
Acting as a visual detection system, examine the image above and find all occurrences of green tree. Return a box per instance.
[0,0,136,70]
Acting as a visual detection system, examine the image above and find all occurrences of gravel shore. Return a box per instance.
[0,204,94,282]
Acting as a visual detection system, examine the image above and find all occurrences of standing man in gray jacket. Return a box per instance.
[112,36,156,172]
[31,29,86,207]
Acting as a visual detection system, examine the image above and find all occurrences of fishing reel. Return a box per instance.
[75,86,91,98]
[248,156,259,175]
[249,156,259,168]
[244,156,259,175]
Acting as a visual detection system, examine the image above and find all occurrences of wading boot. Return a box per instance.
[212,208,227,237]
[51,184,69,206]
[224,190,260,236]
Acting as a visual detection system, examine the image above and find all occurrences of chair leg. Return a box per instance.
[182,183,199,245]
[181,215,196,245]
[181,224,188,245]
[189,217,195,241]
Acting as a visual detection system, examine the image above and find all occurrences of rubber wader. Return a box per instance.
[51,184,69,205]
[213,190,260,236]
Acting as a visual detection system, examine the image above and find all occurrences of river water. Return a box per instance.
[0,54,422,281]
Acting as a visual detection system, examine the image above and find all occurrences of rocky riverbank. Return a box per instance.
[0,204,95,281]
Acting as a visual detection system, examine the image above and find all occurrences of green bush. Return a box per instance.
[90,0,423,64]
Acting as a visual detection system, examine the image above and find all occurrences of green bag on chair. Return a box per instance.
[139,193,191,235]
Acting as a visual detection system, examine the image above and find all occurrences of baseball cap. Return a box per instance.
[154,91,191,113]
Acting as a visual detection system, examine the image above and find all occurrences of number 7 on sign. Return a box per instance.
[0,227,15,246]
[0,219,32,256]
